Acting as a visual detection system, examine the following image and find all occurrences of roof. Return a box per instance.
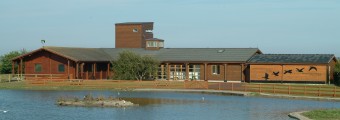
[13,46,261,63]
[248,54,337,64]
[115,22,153,25]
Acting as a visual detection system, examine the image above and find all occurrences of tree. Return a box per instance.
[0,50,27,74]
[111,51,159,80]
[334,61,340,86]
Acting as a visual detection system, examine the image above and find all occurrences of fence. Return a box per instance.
[0,74,23,82]
[16,74,340,98]
[209,82,340,98]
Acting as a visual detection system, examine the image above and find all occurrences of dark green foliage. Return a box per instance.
[0,50,27,74]
[111,51,159,80]
[334,61,340,86]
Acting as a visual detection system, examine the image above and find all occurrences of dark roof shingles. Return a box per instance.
[46,47,260,62]
[248,54,335,64]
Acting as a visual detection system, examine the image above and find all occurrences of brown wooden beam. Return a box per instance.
[67,60,70,79]
[107,63,110,79]
[93,63,96,79]
[186,63,189,80]
[12,61,15,75]
[81,63,84,79]
[76,63,79,79]
[224,64,227,81]
[20,58,23,77]
[241,64,244,82]
[204,63,207,81]
[166,63,170,81]
[17,62,19,76]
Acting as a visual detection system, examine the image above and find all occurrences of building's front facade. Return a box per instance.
[11,22,337,83]
[247,54,337,83]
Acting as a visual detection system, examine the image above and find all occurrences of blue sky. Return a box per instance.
[1,0,340,56]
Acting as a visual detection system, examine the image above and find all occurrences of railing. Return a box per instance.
[209,83,340,98]
[0,74,24,82]
[19,75,340,98]
[25,79,185,89]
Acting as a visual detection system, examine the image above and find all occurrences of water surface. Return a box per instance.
[0,90,339,120]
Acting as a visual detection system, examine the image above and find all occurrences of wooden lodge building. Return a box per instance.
[11,22,337,83]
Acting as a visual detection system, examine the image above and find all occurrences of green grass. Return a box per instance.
[302,109,340,120]
[0,81,119,90]
[0,80,185,90]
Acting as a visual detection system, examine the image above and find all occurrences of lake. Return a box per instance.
[0,90,339,120]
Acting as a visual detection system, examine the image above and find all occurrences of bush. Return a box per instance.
[111,50,159,80]
[334,61,340,86]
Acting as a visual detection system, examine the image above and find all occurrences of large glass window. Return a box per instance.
[35,63,42,72]
[157,65,167,80]
[189,65,200,80]
[58,64,65,72]
[169,65,186,80]
[212,65,220,75]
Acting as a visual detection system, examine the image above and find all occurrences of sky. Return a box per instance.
[1,0,340,56]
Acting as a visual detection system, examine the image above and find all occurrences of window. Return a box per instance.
[58,64,65,72]
[145,29,153,33]
[158,42,164,47]
[212,65,220,75]
[189,65,200,80]
[35,64,42,72]
[133,28,138,32]
[147,41,157,47]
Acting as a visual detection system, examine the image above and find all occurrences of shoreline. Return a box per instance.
[132,88,340,102]
[288,111,311,120]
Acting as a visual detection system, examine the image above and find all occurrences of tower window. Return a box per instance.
[147,41,157,47]
[145,29,153,33]
[133,28,138,32]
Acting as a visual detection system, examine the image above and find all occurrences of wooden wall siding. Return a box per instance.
[330,60,336,81]
[24,50,76,78]
[200,64,205,80]
[197,64,243,81]
[226,64,242,81]
[206,64,225,80]
[115,24,153,48]
[250,65,327,82]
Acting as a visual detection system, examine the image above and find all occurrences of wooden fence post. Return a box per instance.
[8,74,11,82]
[259,84,262,93]
[231,83,234,91]
[218,83,221,90]
[273,84,275,94]
[244,84,247,92]
[318,86,321,96]
[334,87,337,97]
[288,85,291,95]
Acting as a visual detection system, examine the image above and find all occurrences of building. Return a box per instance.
[11,22,337,83]
[11,46,261,82]
[247,54,337,83]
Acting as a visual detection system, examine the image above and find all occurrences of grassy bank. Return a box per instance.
[302,109,340,120]
[0,81,117,90]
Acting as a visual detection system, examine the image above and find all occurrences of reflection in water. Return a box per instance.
[123,97,202,106]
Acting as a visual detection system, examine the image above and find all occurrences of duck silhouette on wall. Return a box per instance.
[272,71,279,76]
[284,70,292,74]
[309,66,317,71]
[263,73,269,80]
[296,68,304,72]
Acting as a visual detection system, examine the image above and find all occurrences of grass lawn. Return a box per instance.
[0,80,185,90]
[302,109,340,120]
[0,81,118,90]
